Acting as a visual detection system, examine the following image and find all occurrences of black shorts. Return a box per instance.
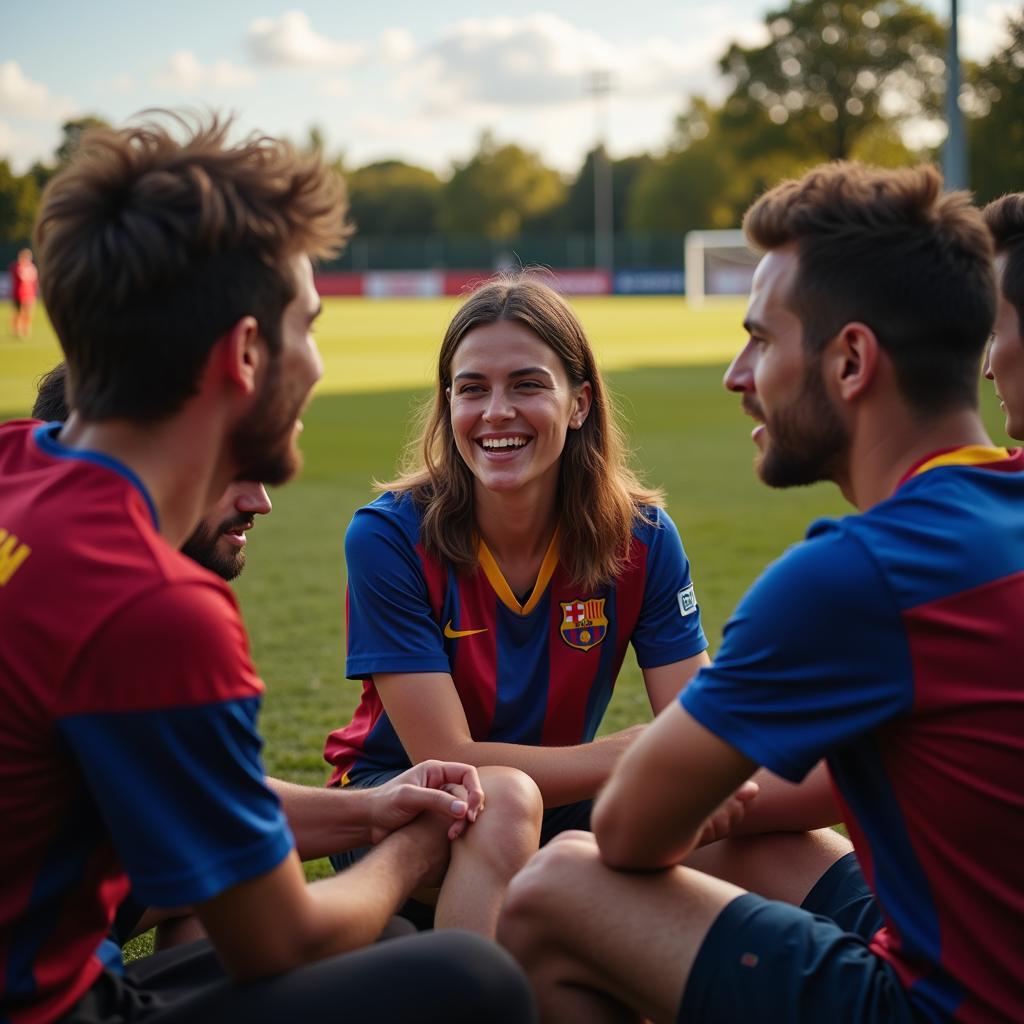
[679,852,915,1023]
[62,931,535,1023]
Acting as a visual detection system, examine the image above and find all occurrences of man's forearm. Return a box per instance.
[269,777,374,860]
[726,763,840,836]
[304,822,440,952]
[199,827,443,981]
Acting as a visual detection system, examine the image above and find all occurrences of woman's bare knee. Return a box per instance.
[473,766,543,850]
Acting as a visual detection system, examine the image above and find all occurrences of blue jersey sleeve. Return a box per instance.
[344,498,451,678]
[57,585,293,907]
[680,524,914,782]
[630,508,708,669]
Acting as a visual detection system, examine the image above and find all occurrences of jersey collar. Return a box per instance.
[32,421,160,528]
[897,444,1022,489]
[478,524,561,616]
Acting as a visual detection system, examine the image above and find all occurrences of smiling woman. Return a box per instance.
[322,274,710,937]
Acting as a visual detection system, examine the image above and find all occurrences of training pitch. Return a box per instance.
[0,294,1006,890]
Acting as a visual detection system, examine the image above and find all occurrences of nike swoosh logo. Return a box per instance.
[443,620,488,639]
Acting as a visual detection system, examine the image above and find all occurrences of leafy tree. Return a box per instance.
[562,148,653,232]
[439,132,565,239]
[0,160,40,244]
[847,119,920,166]
[25,160,56,196]
[347,160,442,235]
[627,98,811,232]
[720,0,946,160]
[967,12,1024,203]
[305,124,326,154]
[55,116,111,166]
[627,140,731,233]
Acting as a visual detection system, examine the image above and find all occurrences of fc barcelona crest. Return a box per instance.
[560,598,608,652]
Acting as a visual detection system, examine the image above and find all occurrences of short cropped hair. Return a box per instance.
[743,162,996,417]
[983,193,1024,338]
[32,362,69,421]
[34,113,350,422]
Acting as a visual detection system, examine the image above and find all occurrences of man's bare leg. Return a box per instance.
[685,826,852,906]
[499,831,744,1024]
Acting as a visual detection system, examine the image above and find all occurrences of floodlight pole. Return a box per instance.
[588,70,614,272]
[943,0,967,189]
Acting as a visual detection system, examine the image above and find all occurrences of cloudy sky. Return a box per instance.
[1,1,1014,177]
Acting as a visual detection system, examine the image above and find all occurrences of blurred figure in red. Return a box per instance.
[10,248,38,338]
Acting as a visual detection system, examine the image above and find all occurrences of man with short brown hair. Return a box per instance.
[499,163,1021,1023]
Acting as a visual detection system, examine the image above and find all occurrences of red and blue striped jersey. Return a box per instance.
[0,422,292,1024]
[325,492,708,786]
[681,446,1024,1023]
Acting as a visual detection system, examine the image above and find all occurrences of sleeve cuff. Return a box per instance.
[346,653,453,680]
[131,825,294,907]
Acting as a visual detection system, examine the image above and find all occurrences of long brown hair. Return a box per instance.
[382,275,663,591]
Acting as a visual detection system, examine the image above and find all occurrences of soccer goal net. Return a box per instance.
[684,230,759,307]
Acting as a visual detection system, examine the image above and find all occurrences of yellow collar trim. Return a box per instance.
[911,445,1013,478]
[478,525,561,616]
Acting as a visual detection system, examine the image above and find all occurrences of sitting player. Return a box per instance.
[499,163,1020,1024]
[324,275,712,937]
[1,115,534,1024]
[33,364,416,951]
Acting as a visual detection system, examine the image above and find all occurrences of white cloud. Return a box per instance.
[319,78,352,99]
[959,4,1017,62]
[393,13,767,114]
[350,111,433,144]
[246,11,364,68]
[0,120,18,153]
[0,61,75,121]
[104,72,138,95]
[153,51,255,92]
[0,118,62,172]
[378,28,416,64]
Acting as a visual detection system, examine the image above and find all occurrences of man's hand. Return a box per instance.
[389,807,456,890]
[694,779,759,847]
[367,760,485,844]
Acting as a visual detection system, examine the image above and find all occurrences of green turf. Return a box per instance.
[0,293,1009,769]
[1,295,1009,937]
[0,295,748,410]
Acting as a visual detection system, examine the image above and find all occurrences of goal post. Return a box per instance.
[684,230,759,308]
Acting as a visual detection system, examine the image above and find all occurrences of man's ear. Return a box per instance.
[828,322,879,403]
[216,316,263,397]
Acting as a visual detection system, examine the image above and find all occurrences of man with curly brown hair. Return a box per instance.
[0,115,534,1024]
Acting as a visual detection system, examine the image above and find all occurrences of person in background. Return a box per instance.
[10,248,38,338]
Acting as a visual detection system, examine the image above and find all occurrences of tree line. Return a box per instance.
[1,0,1020,249]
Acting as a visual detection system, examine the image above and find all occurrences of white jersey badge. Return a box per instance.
[677,584,697,617]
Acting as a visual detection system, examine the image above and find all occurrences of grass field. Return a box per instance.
[0,295,1009,897]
